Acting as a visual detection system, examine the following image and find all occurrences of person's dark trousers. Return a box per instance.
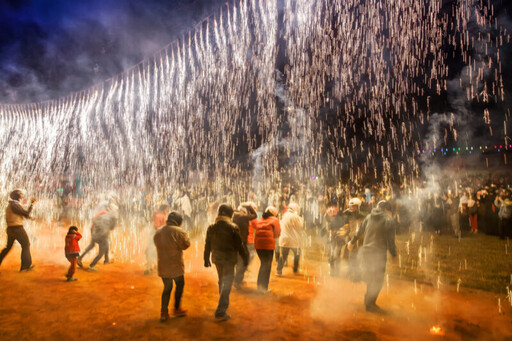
[0,226,32,271]
[362,254,386,309]
[78,240,95,261]
[161,275,185,313]
[256,249,274,291]
[276,247,300,274]
[499,218,511,239]
[234,244,249,285]
[364,270,385,308]
[214,262,235,317]
[90,238,109,267]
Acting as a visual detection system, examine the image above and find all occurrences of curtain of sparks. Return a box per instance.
[0,0,508,196]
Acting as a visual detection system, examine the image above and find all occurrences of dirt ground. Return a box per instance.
[0,234,511,341]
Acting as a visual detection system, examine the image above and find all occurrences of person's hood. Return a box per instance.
[369,207,388,219]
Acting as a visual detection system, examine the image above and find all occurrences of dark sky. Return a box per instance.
[0,0,226,103]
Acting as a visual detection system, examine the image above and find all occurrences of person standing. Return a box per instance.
[250,206,281,293]
[0,189,36,272]
[276,203,303,276]
[64,226,82,281]
[154,211,191,322]
[204,204,248,321]
[233,202,257,288]
[347,201,397,313]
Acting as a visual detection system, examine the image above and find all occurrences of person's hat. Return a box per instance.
[218,204,234,218]
[265,206,278,217]
[9,189,23,200]
[167,211,183,226]
[348,197,362,207]
[326,206,338,216]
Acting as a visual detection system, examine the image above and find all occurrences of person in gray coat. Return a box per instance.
[348,200,397,313]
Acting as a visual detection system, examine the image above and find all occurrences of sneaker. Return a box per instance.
[276,271,283,277]
[77,259,84,268]
[160,312,170,322]
[173,308,187,317]
[215,314,231,321]
[20,265,35,272]
[67,277,78,282]
[87,267,98,272]
[104,260,113,264]
[144,269,152,275]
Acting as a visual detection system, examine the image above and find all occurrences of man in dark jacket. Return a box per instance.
[233,202,257,288]
[0,189,36,271]
[204,204,248,321]
[348,201,397,312]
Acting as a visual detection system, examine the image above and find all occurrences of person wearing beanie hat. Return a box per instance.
[154,211,190,322]
[0,189,37,272]
[204,204,248,321]
[347,200,397,313]
[249,206,281,293]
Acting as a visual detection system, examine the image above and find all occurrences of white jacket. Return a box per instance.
[279,209,303,248]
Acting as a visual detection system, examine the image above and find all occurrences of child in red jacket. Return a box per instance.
[65,226,82,281]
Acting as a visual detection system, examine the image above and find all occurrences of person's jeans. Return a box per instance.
[161,276,185,313]
[256,249,274,291]
[214,262,235,317]
[90,238,109,267]
[276,247,300,273]
[0,226,32,270]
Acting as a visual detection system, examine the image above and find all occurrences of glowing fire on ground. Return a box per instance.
[429,326,445,336]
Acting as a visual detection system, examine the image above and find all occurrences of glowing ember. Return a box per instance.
[429,326,445,336]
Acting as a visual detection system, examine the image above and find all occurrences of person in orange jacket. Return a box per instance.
[249,206,281,293]
[65,226,82,281]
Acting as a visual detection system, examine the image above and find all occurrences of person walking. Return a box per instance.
[347,201,397,313]
[233,202,257,288]
[64,226,81,281]
[204,204,248,321]
[249,206,281,293]
[154,211,191,322]
[78,200,118,270]
[276,203,303,276]
[0,189,36,272]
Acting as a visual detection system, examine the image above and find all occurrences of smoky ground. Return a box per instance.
[0,222,510,341]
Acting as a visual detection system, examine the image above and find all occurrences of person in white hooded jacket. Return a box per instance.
[276,203,303,275]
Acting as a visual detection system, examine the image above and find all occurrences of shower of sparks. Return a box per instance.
[0,0,509,261]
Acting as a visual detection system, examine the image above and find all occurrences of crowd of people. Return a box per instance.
[0,172,510,321]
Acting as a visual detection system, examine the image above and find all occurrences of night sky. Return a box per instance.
[0,0,226,103]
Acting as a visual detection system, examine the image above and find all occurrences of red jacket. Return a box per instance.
[249,216,281,250]
[65,232,82,256]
